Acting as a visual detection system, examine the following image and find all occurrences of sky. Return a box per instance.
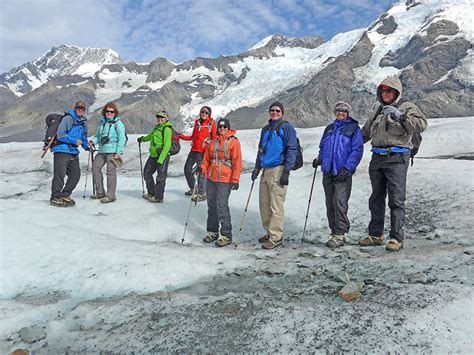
[0,0,397,73]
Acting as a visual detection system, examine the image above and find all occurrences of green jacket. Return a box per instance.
[92,116,127,154]
[141,121,173,164]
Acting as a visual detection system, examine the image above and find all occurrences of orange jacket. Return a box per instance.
[180,116,217,153]
[201,129,242,184]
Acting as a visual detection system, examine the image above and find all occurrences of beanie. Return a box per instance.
[269,101,284,115]
[334,101,351,113]
[217,118,231,128]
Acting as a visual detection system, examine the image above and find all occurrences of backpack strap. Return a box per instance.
[212,135,235,167]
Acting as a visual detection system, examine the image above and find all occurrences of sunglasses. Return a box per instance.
[381,89,396,94]
[270,109,281,113]
[200,111,210,115]
[75,106,86,110]
[105,110,115,114]
[218,125,228,129]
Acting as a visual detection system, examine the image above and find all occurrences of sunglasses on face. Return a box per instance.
[381,89,396,94]
[105,110,115,114]
[75,106,86,110]
[218,125,228,129]
[335,109,348,114]
[270,109,281,113]
[200,111,210,115]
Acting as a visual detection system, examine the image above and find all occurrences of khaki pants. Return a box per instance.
[259,165,288,242]
[92,153,117,199]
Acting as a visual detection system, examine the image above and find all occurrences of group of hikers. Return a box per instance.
[46,75,427,251]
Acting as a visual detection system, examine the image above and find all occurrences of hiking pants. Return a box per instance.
[184,151,206,194]
[322,173,352,235]
[259,165,288,242]
[92,153,117,199]
[51,153,81,199]
[144,155,170,199]
[368,152,410,241]
[206,180,232,238]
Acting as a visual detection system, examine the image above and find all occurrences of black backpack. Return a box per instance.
[43,113,71,149]
[159,126,181,156]
[376,100,423,166]
[264,120,304,170]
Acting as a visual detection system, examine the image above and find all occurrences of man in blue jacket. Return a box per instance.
[313,102,363,248]
[50,101,90,207]
[251,101,298,249]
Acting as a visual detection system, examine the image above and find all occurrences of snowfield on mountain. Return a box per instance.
[1,117,473,353]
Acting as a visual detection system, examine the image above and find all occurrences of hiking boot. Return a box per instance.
[203,232,218,243]
[326,234,346,249]
[50,197,70,207]
[100,196,116,204]
[386,239,404,252]
[142,193,152,200]
[90,194,106,200]
[184,189,194,196]
[61,196,75,205]
[358,234,384,247]
[191,193,207,202]
[258,235,269,243]
[148,196,163,203]
[262,238,283,250]
[216,235,232,247]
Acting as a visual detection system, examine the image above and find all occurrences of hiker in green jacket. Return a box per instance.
[138,111,173,203]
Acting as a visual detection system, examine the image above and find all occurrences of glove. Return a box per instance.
[251,169,260,181]
[137,136,144,143]
[383,105,405,122]
[231,183,239,190]
[312,157,322,168]
[334,168,349,183]
[280,170,290,186]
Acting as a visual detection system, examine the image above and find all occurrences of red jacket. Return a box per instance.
[180,116,217,153]
[201,129,242,184]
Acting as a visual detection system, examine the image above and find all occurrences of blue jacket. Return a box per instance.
[256,118,298,172]
[52,110,89,154]
[91,116,127,155]
[318,117,363,176]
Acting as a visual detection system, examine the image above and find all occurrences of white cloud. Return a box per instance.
[0,0,397,72]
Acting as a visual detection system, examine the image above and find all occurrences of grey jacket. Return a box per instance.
[362,76,427,148]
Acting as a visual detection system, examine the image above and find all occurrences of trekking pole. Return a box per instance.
[138,142,145,194]
[234,180,255,250]
[83,150,92,199]
[302,167,318,243]
[91,150,96,196]
[181,173,200,244]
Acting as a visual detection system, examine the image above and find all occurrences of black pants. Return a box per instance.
[184,151,206,194]
[144,155,170,199]
[368,152,410,241]
[206,180,232,238]
[51,153,81,199]
[322,173,352,235]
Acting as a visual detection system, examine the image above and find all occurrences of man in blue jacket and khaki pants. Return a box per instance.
[252,101,298,250]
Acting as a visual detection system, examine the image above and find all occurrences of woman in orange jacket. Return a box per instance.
[196,118,242,247]
[180,106,217,201]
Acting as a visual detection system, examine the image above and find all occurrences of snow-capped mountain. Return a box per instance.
[0,45,121,95]
[0,0,472,142]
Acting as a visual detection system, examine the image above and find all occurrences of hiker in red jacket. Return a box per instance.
[180,106,217,202]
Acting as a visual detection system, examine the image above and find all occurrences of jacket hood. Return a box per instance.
[377,76,403,105]
[334,116,359,125]
[66,109,87,123]
[100,115,122,123]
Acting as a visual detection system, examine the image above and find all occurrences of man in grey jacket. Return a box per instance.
[359,76,427,251]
